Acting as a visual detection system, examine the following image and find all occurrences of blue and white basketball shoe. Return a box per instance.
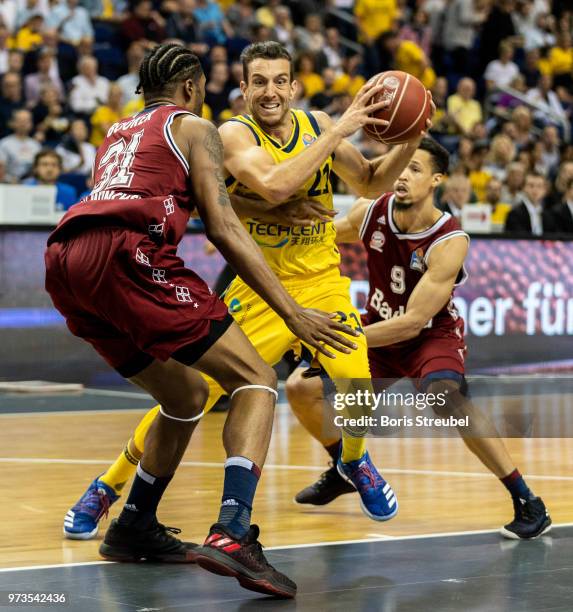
[63,477,119,540]
[337,451,398,521]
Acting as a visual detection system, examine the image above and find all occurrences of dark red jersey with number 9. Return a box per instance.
[360,193,469,347]
[48,105,196,246]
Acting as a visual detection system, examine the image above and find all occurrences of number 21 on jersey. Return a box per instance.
[92,130,144,193]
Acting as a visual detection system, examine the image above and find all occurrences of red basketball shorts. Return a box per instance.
[45,226,231,376]
[366,320,466,387]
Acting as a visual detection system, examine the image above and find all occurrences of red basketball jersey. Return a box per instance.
[49,105,195,246]
[360,193,468,345]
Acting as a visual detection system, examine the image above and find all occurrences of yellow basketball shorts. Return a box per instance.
[199,270,371,413]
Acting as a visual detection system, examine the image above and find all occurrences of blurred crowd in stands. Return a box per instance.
[0,0,572,234]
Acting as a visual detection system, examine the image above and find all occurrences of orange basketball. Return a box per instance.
[364,70,431,144]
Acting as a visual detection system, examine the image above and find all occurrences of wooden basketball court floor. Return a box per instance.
[0,383,572,610]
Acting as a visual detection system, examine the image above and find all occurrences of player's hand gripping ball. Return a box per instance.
[363,70,432,144]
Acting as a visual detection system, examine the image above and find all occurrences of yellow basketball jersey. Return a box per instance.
[226,109,340,279]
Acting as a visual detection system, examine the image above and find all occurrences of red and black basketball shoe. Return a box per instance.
[194,523,297,599]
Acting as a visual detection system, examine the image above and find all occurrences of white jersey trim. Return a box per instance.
[163,110,196,173]
[388,195,452,240]
[358,197,379,240]
[423,230,470,286]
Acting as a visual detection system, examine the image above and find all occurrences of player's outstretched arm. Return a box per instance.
[219,81,390,205]
[186,117,359,358]
[366,236,469,347]
[334,197,372,243]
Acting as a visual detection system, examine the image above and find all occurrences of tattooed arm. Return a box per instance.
[176,116,358,357]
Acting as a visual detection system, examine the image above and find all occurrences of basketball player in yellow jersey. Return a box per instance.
[65,41,433,538]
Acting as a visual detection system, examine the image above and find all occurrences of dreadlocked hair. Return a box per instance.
[136,43,203,97]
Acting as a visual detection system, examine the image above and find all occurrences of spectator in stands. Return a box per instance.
[484,40,520,90]
[545,160,573,207]
[522,48,542,88]
[547,30,573,91]
[440,174,472,220]
[332,53,365,98]
[219,87,245,122]
[354,0,397,45]
[24,48,64,107]
[310,67,337,112]
[442,0,487,75]
[253,0,279,30]
[451,136,474,170]
[204,60,231,121]
[501,161,526,205]
[90,83,122,146]
[193,0,229,47]
[0,23,9,74]
[69,55,110,116]
[56,118,96,175]
[485,134,516,181]
[250,22,272,44]
[228,59,242,88]
[7,49,24,75]
[120,0,166,49]
[479,0,517,71]
[322,28,345,75]
[294,13,325,55]
[0,0,17,33]
[482,176,512,231]
[505,171,550,235]
[511,105,535,149]
[495,75,528,113]
[399,7,432,57]
[23,148,76,210]
[15,0,46,30]
[46,0,93,46]
[167,0,209,55]
[32,84,69,145]
[0,71,23,138]
[208,44,227,64]
[447,77,482,136]
[428,76,451,134]
[526,73,568,128]
[376,30,436,89]
[81,0,128,20]
[539,125,561,176]
[11,13,44,51]
[291,79,309,112]
[546,177,573,233]
[116,42,145,107]
[272,5,294,53]
[295,52,324,99]
[0,108,41,181]
[226,0,255,41]
[514,1,556,51]
[354,0,398,74]
[468,140,492,201]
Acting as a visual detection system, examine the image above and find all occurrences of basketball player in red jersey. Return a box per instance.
[44,43,363,598]
[288,138,551,540]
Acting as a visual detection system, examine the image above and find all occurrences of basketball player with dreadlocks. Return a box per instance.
[45,43,365,598]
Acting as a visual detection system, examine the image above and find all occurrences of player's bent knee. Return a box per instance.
[161,378,209,421]
[244,359,277,390]
[425,379,465,418]
[285,369,306,403]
